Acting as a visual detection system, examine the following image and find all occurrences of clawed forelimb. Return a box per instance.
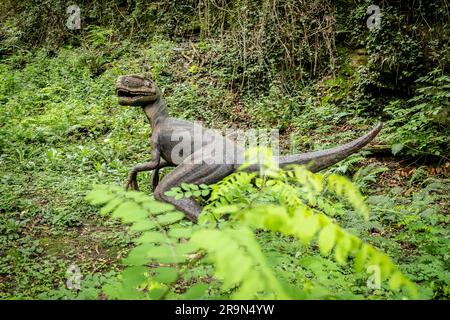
[125,159,172,192]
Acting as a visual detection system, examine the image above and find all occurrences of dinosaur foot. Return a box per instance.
[125,172,139,191]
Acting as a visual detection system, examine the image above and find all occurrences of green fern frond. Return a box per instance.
[86,185,198,300]
[87,149,418,300]
[191,227,291,299]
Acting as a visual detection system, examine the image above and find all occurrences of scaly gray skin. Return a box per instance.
[116,75,383,222]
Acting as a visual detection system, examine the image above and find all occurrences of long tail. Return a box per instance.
[278,123,383,172]
[242,123,382,173]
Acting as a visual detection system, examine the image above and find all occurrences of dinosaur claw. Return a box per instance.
[125,175,139,192]
[125,181,139,191]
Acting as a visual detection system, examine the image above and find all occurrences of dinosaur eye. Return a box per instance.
[144,81,150,87]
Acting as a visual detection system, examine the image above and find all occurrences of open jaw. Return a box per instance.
[116,87,158,105]
[116,89,152,99]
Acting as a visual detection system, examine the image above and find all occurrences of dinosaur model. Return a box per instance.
[116,74,382,222]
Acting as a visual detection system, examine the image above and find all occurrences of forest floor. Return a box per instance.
[0,37,448,299]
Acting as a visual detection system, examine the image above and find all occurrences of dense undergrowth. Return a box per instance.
[0,0,449,299]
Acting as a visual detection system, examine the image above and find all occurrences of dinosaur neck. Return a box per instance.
[143,97,169,128]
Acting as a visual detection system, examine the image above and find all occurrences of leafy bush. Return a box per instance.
[384,69,449,157]
[87,151,417,299]
[339,0,449,93]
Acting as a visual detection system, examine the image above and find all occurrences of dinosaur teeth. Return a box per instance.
[117,89,132,97]
[117,89,151,98]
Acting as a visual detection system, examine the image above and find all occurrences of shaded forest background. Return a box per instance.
[1,0,449,156]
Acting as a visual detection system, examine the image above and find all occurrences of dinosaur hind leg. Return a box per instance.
[154,161,234,223]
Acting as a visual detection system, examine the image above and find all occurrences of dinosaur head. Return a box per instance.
[116,75,159,106]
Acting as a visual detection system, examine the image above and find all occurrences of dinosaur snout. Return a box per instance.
[115,76,125,88]
[116,75,136,88]
[116,75,154,90]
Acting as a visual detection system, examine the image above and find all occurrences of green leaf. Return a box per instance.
[175,242,198,256]
[157,211,185,225]
[102,280,122,299]
[294,213,319,244]
[164,187,181,197]
[136,231,168,244]
[122,244,155,265]
[389,271,403,291]
[180,283,209,299]
[334,234,352,264]
[105,281,146,300]
[142,201,174,214]
[112,201,148,223]
[125,192,153,203]
[168,228,192,239]
[164,190,178,197]
[193,191,202,197]
[354,244,370,272]
[86,189,115,205]
[146,245,184,264]
[99,197,122,216]
[181,183,190,191]
[317,224,336,255]
[147,288,165,299]
[129,220,157,232]
[391,143,404,155]
[211,204,242,215]
[121,266,148,287]
[118,283,146,300]
[153,267,178,284]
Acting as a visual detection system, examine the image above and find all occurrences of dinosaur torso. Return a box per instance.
[155,118,242,166]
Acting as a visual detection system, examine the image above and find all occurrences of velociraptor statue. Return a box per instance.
[116,75,382,222]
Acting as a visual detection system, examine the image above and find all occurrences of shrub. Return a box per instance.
[87,150,418,299]
[384,68,449,157]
